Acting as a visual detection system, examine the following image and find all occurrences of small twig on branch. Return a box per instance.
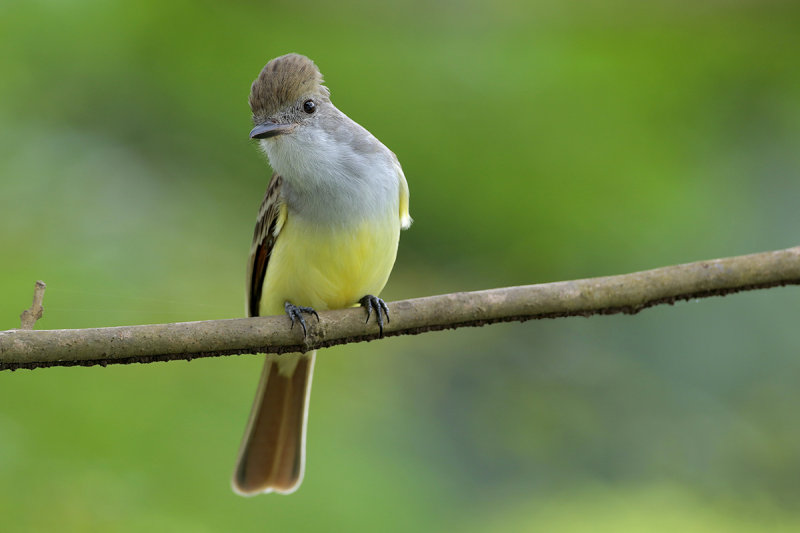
[1,246,799,371]
[19,280,47,330]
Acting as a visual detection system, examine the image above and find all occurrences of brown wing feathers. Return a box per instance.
[247,173,283,317]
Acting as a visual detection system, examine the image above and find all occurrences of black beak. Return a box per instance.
[250,121,291,139]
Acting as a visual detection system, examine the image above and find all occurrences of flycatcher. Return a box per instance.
[232,53,411,495]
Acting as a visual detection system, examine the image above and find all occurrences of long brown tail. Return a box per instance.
[232,352,315,495]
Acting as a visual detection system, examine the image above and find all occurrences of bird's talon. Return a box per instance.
[284,302,319,338]
[359,295,389,337]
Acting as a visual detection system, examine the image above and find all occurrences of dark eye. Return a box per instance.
[303,99,316,114]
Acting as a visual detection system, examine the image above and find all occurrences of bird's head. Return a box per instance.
[248,53,331,140]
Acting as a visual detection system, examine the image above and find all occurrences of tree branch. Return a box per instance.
[2,246,799,371]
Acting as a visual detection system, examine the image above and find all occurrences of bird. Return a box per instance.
[232,53,411,496]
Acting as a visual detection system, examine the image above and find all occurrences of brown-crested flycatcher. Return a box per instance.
[232,53,411,495]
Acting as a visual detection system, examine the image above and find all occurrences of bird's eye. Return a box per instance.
[303,99,316,114]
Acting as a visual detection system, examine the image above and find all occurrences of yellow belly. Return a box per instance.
[259,212,400,316]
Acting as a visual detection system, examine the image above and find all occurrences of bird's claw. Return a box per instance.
[284,301,319,337]
[359,295,390,337]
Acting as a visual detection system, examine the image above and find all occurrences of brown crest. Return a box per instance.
[249,53,329,119]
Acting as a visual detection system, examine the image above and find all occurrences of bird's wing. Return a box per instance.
[246,173,287,317]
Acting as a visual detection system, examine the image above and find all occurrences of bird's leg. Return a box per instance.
[359,295,390,337]
[284,301,319,337]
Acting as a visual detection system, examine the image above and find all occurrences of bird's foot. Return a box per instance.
[359,295,390,337]
[284,301,319,337]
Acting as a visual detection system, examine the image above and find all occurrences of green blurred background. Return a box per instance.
[2,0,800,531]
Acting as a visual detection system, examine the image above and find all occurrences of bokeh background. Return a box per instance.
[2,0,800,531]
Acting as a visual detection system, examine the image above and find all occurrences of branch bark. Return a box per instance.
[1,246,799,371]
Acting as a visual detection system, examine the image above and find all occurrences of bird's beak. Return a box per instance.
[250,121,291,139]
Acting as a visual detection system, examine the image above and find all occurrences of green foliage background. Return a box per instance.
[2,1,800,531]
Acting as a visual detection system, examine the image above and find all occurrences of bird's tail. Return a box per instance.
[232,351,315,495]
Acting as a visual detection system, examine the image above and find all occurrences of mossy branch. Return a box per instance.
[2,246,799,371]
